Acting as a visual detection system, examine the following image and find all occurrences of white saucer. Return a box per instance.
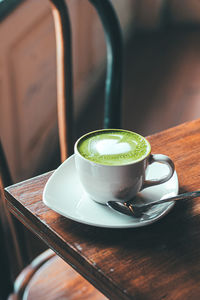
[43,155,179,228]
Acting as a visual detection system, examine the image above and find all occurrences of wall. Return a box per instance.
[133,0,200,30]
[0,0,135,181]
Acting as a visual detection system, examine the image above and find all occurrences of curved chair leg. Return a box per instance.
[8,249,107,300]
[8,249,55,299]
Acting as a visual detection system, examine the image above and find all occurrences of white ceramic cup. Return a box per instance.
[74,129,175,205]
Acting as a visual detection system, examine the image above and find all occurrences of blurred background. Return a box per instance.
[1,0,200,184]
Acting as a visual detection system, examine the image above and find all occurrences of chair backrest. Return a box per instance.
[0,0,122,298]
[50,0,123,160]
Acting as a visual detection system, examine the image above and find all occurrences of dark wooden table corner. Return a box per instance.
[5,119,200,299]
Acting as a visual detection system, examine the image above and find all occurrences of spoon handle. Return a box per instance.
[133,190,200,209]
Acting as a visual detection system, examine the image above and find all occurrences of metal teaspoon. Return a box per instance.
[107,190,200,217]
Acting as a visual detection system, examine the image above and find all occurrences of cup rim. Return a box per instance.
[74,129,151,166]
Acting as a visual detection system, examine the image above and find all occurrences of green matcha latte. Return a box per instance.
[76,129,151,166]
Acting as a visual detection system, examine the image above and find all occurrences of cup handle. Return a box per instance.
[142,154,175,189]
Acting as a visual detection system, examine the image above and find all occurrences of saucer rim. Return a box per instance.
[43,155,179,229]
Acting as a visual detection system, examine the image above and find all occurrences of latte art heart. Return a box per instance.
[94,138,134,155]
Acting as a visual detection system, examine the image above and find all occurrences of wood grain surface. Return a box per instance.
[5,119,200,300]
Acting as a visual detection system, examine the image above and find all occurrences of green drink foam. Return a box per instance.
[77,129,150,166]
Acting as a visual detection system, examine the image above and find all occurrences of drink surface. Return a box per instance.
[77,130,150,165]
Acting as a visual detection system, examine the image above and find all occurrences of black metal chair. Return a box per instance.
[0,0,122,299]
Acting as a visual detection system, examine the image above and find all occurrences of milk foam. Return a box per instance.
[77,130,150,165]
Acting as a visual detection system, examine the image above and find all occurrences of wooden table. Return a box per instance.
[5,119,200,300]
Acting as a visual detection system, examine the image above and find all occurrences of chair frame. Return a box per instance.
[0,0,122,298]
